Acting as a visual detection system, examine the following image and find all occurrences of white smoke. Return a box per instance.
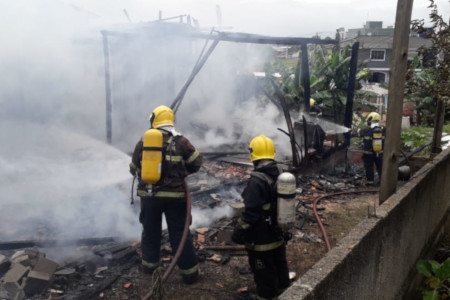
[3,0,443,248]
[0,120,140,241]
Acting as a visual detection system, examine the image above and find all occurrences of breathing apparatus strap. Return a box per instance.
[250,171,274,186]
[250,171,277,226]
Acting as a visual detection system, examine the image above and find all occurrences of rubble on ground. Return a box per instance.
[0,157,370,299]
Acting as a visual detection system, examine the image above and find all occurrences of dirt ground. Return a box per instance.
[99,191,379,300]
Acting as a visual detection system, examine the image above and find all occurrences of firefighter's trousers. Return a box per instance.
[139,196,198,276]
[247,244,291,299]
[362,153,383,184]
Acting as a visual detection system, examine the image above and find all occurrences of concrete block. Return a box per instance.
[0,284,10,299]
[11,255,31,267]
[2,263,29,284]
[0,254,11,278]
[11,248,41,268]
[23,270,51,295]
[3,281,26,300]
[54,268,77,279]
[33,256,58,275]
[12,289,26,300]
[10,250,26,260]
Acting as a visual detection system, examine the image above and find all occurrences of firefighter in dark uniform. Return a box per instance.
[232,135,291,299]
[360,112,385,186]
[309,98,322,118]
[129,105,203,284]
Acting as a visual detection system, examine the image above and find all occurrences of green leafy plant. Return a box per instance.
[263,43,374,124]
[406,0,450,124]
[401,127,433,153]
[416,259,450,300]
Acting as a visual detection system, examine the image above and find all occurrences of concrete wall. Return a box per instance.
[281,149,450,300]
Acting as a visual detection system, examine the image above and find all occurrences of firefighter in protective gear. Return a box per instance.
[232,135,291,299]
[129,105,203,284]
[309,98,322,118]
[359,112,385,186]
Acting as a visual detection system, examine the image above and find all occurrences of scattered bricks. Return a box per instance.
[197,234,206,243]
[206,254,222,263]
[0,254,11,277]
[195,227,210,235]
[23,270,51,295]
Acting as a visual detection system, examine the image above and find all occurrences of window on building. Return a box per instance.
[370,50,385,61]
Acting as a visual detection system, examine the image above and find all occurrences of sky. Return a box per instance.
[0,0,448,249]
[57,0,450,37]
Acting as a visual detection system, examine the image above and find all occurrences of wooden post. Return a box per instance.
[301,42,311,112]
[379,0,414,204]
[344,42,359,147]
[101,31,112,145]
[431,99,445,156]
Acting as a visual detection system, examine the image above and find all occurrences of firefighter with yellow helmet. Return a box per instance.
[360,112,386,186]
[232,135,291,299]
[129,105,203,283]
[309,98,322,118]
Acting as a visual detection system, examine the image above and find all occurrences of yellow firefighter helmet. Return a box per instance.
[149,105,175,128]
[366,112,381,124]
[310,98,315,107]
[248,135,276,161]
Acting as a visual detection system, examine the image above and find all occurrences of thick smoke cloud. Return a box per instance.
[2,0,447,247]
[0,0,291,246]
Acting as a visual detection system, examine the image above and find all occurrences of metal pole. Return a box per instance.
[344,42,359,147]
[101,31,112,145]
[301,42,311,112]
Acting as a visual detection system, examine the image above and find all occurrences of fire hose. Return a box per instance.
[141,181,192,300]
[311,189,379,252]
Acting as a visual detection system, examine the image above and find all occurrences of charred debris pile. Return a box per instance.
[0,152,368,300]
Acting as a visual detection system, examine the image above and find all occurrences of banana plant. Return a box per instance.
[262,42,374,124]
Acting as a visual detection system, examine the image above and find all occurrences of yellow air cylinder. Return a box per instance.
[141,129,163,185]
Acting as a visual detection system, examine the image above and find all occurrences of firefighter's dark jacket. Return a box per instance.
[232,160,284,250]
[360,124,386,155]
[130,128,203,197]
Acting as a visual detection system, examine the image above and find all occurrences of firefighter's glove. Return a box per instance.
[232,220,249,245]
[282,231,293,243]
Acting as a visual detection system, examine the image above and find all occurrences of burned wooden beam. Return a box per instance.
[201,151,249,157]
[269,77,300,168]
[171,36,220,113]
[0,237,116,251]
[301,42,311,111]
[206,31,338,46]
[200,245,245,251]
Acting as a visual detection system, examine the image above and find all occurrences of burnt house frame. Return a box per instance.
[101,22,358,168]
